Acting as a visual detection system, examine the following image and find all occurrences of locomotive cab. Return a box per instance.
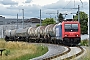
[62,21,81,45]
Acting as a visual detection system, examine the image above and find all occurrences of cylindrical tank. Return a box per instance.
[44,24,56,37]
[28,27,36,36]
[10,29,16,37]
[15,28,29,37]
[35,26,46,35]
[55,23,62,39]
[4,30,11,37]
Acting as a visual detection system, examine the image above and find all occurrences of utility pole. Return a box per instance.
[17,13,18,29]
[1,26,3,38]
[89,0,90,46]
[57,10,59,18]
[78,5,80,22]
[57,10,59,23]
[40,9,41,26]
[22,9,24,28]
[88,17,89,46]
[2,18,5,38]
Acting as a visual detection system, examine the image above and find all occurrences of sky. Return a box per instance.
[0,0,89,20]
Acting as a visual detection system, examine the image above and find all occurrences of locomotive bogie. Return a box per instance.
[63,37,81,45]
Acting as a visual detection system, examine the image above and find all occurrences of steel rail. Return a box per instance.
[33,43,84,60]
[62,46,84,60]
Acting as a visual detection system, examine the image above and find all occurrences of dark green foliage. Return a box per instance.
[73,11,88,34]
[36,24,40,27]
[42,18,56,26]
[58,13,64,22]
[36,18,56,27]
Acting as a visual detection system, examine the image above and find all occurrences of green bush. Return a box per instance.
[4,50,10,56]
[80,39,89,46]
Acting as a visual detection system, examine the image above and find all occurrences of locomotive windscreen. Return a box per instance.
[64,24,78,32]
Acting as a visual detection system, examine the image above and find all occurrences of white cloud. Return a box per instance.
[30,0,59,6]
[0,0,18,5]
[65,0,88,2]
[12,0,26,3]
[12,0,26,5]
[0,0,88,19]
[25,0,32,3]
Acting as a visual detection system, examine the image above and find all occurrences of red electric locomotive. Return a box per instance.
[62,21,81,45]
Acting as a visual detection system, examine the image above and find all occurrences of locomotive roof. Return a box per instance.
[62,21,79,23]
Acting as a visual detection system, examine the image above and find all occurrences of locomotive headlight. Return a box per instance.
[76,35,78,37]
[65,35,68,37]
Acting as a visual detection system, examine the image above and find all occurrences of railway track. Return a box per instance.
[44,46,84,60]
[61,46,84,60]
[6,40,84,60]
[43,47,70,60]
[31,43,84,60]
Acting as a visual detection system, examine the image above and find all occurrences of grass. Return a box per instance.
[80,47,90,60]
[0,39,48,60]
[79,39,90,60]
[1,38,89,60]
[80,39,89,46]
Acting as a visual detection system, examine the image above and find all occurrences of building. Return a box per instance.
[0,16,5,25]
[0,16,42,38]
[0,16,42,27]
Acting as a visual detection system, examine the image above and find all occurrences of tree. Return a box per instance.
[36,24,40,27]
[58,13,64,22]
[73,11,88,34]
[36,18,56,27]
[42,18,56,26]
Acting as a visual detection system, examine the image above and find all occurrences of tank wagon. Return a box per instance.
[4,21,81,45]
[35,26,46,38]
[15,28,29,41]
[5,29,16,41]
[28,27,36,38]
[5,28,29,41]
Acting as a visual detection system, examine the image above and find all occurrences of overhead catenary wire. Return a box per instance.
[62,0,86,18]
[74,0,75,8]
[80,0,83,8]
[80,3,88,9]
[43,0,87,20]
[63,0,72,9]
[62,0,75,15]
[62,0,84,11]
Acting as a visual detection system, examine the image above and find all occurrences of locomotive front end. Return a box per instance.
[62,21,81,45]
